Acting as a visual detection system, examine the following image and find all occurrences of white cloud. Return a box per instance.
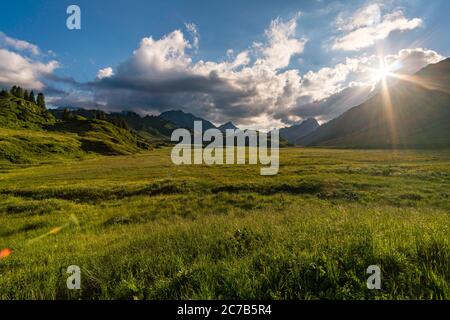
[284,47,445,122]
[96,67,114,80]
[0,48,59,90]
[49,14,442,129]
[0,31,60,91]
[185,23,199,49]
[0,32,40,55]
[255,15,307,70]
[333,5,423,51]
[335,4,382,32]
[81,16,309,128]
[118,30,192,81]
[384,48,444,74]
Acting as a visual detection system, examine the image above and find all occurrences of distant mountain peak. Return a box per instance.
[218,121,239,131]
[301,118,319,125]
[159,109,216,131]
[296,58,450,148]
[279,117,320,144]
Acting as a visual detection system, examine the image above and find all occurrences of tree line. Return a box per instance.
[0,86,46,109]
[2,85,129,130]
[61,108,129,130]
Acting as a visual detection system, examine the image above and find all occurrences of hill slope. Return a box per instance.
[0,95,55,129]
[280,118,320,144]
[48,118,149,155]
[108,111,176,143]
[298,58,450,148]
[0,95,150,164]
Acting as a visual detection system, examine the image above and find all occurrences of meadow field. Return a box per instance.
[0,147,449,299]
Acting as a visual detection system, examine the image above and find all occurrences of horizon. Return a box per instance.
[1,0,449,129]
[0,0,449,304]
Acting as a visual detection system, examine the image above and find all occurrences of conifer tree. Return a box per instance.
[17,86,24,99]
[36,93,46,109]
[62,108,73,120]
[10,86,17,97]
[29,91,36,103]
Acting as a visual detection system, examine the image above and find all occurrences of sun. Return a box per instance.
[371,59,393,82]
[374,65,390,81]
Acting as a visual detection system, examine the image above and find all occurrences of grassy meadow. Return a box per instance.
[0,147,449,299]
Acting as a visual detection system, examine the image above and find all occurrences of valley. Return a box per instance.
[0,147,448,299]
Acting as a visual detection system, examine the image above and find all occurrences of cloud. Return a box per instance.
[333,5,422,51]
[255,15,307,70]
[275,85,375,124]
[116,30,192,81]
[335,4,382,32]
[185,23,199,49]
[280,47,445,123]
[384,48,444,74]
[96,67,114,80]
[75,16,308,129]
[0,48,59,90]
[0,31,60,90]
[46,16,443,129]
[0,32,40,55]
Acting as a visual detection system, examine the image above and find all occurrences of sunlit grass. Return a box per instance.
[0,148,449,299]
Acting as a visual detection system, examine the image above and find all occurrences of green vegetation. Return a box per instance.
[48,118,149,156]
[0,94,55,130]
[0,128,84,165]
[0,148,448,299]
[0,81,448,300]
[0,91,152,164]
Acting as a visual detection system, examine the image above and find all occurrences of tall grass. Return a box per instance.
[0,148,449,299]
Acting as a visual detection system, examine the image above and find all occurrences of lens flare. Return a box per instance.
[50,227,63,235]
[0,248,13,259]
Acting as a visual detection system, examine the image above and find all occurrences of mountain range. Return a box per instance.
[280,118,320,144]
[159,110,216,132]
[297,58,450,148]
[218,121,239,131]
[0,58,449,164]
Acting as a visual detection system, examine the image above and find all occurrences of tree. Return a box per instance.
[16,86,24,99]
[62,108,73,121]
[120,119,129,130]
[0,88,9,97]
[29,91,36,103]
[95,110,107,120]
[10,86,17,97]
[10,86,26,99]
[23,90,29,101]
[36,93,46,109]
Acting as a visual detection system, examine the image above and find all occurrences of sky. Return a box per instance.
[0,0,449,129]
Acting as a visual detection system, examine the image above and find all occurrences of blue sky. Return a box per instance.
[0,0,449,128]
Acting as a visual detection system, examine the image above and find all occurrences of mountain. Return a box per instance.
[280,118,320,144]
[0,94,55,129]
[48,117,149,155]
[0,92,150,164]
[108,111,177,143]
[297,58,450,149]
[159,110,216,131]
[51,109,176,144]
[218,121,239,131]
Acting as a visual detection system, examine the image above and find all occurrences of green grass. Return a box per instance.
[0,96,55,129]
[0,128,85,165]
[0,148,449,299]
[0,96,151,165]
